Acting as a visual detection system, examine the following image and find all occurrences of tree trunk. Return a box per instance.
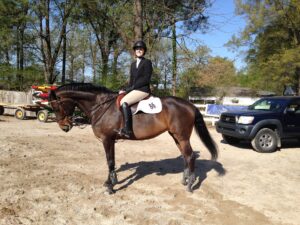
[45,0,52,83]
[101,53,109,85]
[19,25,25,90]
[37,0,74,84]
[20,26,24,71]
[62,25,67,84]
[164,68,167,90]
[92,50,97,83]
[112,49,118,76]
[5,50,10,64]
[81,59,85,82]
[16,27,20,70]
[171,19,177,96]
[134,0,143,40]
[89,33,97,83]
[296,67,300,96]
[111,45,120,88]
[16,26,21,90]
[69,56,74,81]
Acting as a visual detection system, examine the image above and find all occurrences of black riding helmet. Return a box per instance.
[133,40,147,53]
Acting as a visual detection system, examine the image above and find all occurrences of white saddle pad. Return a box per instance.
[133,96,162,115]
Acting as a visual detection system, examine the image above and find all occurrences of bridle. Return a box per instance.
[50,95,117,126]
[49,98,76,123]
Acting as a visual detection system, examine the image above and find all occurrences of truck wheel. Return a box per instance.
[37,110,48,122]
[15,108,26,120]
[0,106,4,115]
[251,128,278,153]
[222,134,240,144]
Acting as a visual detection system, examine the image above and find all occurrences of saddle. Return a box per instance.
[116,93,162,114]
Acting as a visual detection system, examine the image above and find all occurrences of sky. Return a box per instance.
[187,0,247,69]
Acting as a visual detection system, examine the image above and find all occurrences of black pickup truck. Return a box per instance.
[216,96,300,153]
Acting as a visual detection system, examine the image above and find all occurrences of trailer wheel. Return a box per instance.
[37,110,48,122]
[0,106,4,115]
[15,108,26,120]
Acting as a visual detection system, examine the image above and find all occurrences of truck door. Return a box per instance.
[283,100,300,137]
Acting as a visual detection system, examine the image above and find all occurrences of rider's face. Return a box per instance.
[135,48,145,57]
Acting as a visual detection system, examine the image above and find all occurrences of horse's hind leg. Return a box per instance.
[168,132,187,185]
[179,140,196,192]
[168,132,195,192]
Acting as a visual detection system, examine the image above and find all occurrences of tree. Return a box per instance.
[197,57,236,87]
[229,0,300,94]
[80,0,123,86]
[66,24,90,82]
[178,46,237,98]
[134,0,143,40]
[150,0,210,96]
[0,0,44,90]
[33,0,75,84]
[108,0,210,95]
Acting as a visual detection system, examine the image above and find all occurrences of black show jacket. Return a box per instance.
[126,57,153,94]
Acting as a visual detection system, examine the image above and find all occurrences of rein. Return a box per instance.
[90,95,117,113]
[90,96,117,124]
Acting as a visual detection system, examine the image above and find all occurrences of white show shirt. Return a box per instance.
[136,58,141,68]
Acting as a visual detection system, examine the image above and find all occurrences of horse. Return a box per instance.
[48,83,218,194]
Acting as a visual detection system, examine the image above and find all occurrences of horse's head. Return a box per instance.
[49,90,76,132]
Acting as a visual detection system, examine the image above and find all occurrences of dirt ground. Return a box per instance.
[0,115,299,225]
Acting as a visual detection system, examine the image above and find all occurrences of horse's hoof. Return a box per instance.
[105,188,115,195]
[110,172,118,186]
[181,179,188,186]
[103,181,110,187]
[187,186,193,193]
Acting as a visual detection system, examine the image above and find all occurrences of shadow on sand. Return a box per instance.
[115,152,226,192]
[221,139,300,151]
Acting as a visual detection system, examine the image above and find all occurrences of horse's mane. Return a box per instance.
[56,83,116,94]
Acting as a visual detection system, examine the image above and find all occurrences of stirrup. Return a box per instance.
[115,128,133,138]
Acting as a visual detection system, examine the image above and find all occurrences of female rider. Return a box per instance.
[117,40,153,138]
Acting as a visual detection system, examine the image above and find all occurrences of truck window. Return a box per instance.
[249,99,284,111]
[287,101,300,114]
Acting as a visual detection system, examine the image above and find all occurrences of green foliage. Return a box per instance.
[177,67,199,98]
[0,64,44,90]
[231,0,300,94]
[0,0,213,92]
[177,46,237,98]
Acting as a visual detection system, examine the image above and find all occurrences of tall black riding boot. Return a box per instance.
[118,102,133,138]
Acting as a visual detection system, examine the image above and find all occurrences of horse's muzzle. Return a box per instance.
[59,124,72,132]
[58,117,73,132]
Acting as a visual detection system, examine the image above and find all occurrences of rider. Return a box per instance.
[117,40,153,138]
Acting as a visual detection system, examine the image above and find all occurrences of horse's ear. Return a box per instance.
[49,90,57,101]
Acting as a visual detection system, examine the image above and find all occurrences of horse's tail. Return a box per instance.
[194,108,218,160]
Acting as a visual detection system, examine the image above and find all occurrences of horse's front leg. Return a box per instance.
[102,137,118,194]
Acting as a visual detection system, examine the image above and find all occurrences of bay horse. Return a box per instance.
[49,83,218,194]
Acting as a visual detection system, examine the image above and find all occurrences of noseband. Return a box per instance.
[49,98,76,123]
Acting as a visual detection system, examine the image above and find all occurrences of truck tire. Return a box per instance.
[251,128,278,153]
[222,134,240,145]
[15,108,26,120]
[37,110,48,122]
[0,106,4,115]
